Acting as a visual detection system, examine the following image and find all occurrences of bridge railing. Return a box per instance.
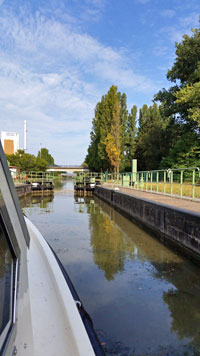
[104,167,200,200]
[47,165,89,172]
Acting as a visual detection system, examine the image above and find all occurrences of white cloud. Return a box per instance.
[51,0,106,25]
[161,12,199,44]
[0,9,156,91]
[152,45,170,57]
[179,12,199,28]
[0,5,157,164]
[0,54,96,163]
[160,9,176,18]
[78,0,106,22]
[136,0,150,4]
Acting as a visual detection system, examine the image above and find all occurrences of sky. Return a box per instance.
[0,0,199,165]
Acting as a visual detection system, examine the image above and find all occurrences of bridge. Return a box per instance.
[47,165,89,174]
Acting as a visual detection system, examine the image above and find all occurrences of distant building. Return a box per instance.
[9,166,20,179]
[1,131,19,155]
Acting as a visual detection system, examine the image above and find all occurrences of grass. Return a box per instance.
[132,182,200,199]
[105,180,200,199]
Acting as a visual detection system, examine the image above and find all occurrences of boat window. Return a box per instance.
[0,215,14,351]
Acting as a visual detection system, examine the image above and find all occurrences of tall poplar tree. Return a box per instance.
[105,98,122,177]
[37,148,54,165]
[119,93,129,170]
[86,85,127,172]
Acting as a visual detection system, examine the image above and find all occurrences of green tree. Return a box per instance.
[119,93,129,170]
[19,153,37,171]
[105,98,122,177]
[6,150,36,171]
[35,156,48,171]
[154,28,200,128]
[154,27,200,168]
[124,105,137,170]
[37,148,54,165]
[175,65,200,126]
[86,98,109,171]
[86,85,125,172]
[135,103,169,170]
[160,126,200,168]
[6,149,48,172]
[167,29,200,85]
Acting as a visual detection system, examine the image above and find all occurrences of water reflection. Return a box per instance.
[73,194,200,354]
[74,195,135,280]
[89,204,134,281]
[164,288,200,350]
[21,186,200,355]
[92,196,200,355]
[22,194,54,214]
[74,195,91,214]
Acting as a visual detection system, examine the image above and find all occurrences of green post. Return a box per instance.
[146,172,148,191]
[150,172,153,192]
[140,173,144,189]
[192,169,195,200]
[156,172,159,192]
[170,170,173,195]
[122,173,129,187]
[132,159,137,186]
[180,171,183,197]
[164,171,166,194]
[120,173,123,186]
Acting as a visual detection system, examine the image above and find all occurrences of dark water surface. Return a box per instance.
[21,181,200,356]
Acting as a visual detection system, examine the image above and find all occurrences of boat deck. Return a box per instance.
[26,218,96,356]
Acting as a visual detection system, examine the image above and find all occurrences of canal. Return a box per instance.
[21,180,200,356]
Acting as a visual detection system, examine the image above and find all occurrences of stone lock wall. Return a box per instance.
[95,186,200,262]
[15,184,32,197]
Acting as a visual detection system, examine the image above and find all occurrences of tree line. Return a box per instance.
[6,147,54,172]
[85,28,200,173]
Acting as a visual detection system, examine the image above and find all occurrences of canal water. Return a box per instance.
[21,181,200,356]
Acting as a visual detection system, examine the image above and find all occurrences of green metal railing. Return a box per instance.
[74,172,104,188]
[104,167,200,200]
[13,171,55,184]
[14,168,200,200]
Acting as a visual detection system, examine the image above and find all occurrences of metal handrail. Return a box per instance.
[104,167,200,200]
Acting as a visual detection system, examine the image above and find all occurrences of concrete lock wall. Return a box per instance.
[94,186,200,262]
[16,184,32,197]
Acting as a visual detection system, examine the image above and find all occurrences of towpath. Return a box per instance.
[102,184,200,214]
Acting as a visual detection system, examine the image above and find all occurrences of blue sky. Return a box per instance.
[0,0,199,164]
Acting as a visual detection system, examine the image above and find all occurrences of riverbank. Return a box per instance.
[95,185,200,263]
